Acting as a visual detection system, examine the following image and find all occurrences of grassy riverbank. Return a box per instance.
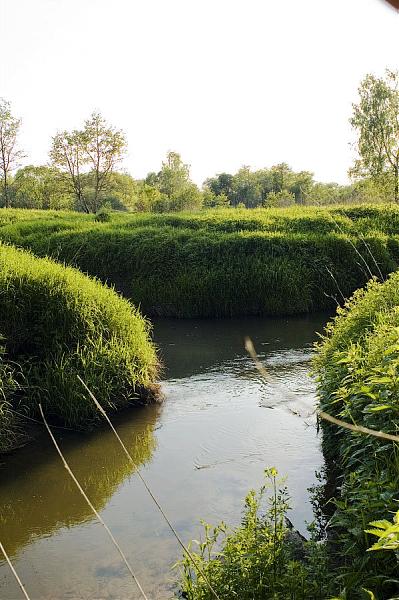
[314,273,399,597]
[0,244,158,453]
[1,205,399,316]
[176,274,399,599]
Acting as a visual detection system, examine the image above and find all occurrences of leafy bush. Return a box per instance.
[176,469,333,600]
[314,273,399,597]
[94,207,112,222]
[0,243,158,451]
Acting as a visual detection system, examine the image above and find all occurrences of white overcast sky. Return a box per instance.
[0,0,398,185]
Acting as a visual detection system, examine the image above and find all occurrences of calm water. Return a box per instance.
[0,314,328,599]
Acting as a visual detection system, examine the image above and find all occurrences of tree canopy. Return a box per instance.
[350,69,399,202]
[0,99,25,208]
[50,112,126,213]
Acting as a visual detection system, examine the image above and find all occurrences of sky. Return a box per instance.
[0,0,398,186]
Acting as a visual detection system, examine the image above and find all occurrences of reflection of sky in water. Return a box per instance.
[0,313,328,600]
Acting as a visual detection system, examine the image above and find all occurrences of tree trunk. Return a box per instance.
[395,165,399,204]
[4,172,10,208]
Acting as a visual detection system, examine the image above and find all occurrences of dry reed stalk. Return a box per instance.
[38,404,149,600]
[245,336,313,417]
[77,375,222,600]
[246,336,399,442]
[244,336,269,380]
[0,541,31,600]
[319,410,399,442]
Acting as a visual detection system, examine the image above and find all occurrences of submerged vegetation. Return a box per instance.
[0,243,158,452]
[1,204,399,317]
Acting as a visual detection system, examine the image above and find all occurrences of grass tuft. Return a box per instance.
[0,243,159,451]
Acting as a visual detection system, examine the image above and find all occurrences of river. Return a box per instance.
[0,314,328,599]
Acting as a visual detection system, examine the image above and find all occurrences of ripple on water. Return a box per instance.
[0,313,328,600]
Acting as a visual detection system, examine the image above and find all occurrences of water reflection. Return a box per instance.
[0,404,160,558]
[0,314,328,599]
[154,314,323,380]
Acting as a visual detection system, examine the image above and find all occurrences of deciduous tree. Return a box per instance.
[0,99,25,208]
[50,112,127,213]
[350,70,399,202]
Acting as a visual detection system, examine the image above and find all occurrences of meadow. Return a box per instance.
[1,205,399,317]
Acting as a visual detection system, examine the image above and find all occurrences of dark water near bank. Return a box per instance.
[0,314,328,599]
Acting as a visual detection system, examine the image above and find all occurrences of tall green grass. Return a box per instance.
[1,205,399,316]
[0,343,21,453]
[0,243,158,452]
[314,273,399,597]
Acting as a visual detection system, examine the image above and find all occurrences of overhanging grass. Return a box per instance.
[1,205,399,316]
[314,274,399,596]
[0,243,158,451]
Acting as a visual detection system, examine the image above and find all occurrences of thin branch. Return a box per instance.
[0,541,31,600]
[318,410,399,443]
[244,337,269,380]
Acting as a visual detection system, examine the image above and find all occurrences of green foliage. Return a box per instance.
[314,273,399,597]
[366,509,399,552]
[94,207,112,222]
[49,112,127,213]
[0,243,158,452]
[0,98,25,208]
[0,205,399,318]
[176,469,333,600]
[11,165,73,209]
[350,69,399,202]
[203,163,383,208]
[144,151,203,212]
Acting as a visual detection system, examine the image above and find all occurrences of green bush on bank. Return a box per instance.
[176,469,333,600]
[0,243,158,451]
[314,274,399,597]
[1,206,399,317]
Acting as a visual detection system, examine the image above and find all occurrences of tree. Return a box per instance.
[350,70,399,202]
[12,165,72,209]
[0,99,25,208]
[156,151,191,198]
[231,166,262,207]
[202,189,230,208]
[102,172,138,210]
[49,129,87,211]
[145,151,202,212]
[81,113,126,212]
[50,112,127,213]
[204,172,234,199]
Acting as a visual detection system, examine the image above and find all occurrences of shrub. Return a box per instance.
[314,273,399,597]
[0,243,158,450]
[94,207,112,222]
[176,469,333,600]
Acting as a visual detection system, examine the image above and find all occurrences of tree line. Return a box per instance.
[1,69,398,213]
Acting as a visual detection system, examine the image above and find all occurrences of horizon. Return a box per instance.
[1,0,398,186]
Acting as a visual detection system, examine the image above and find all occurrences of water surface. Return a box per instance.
[0,314,328,599]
